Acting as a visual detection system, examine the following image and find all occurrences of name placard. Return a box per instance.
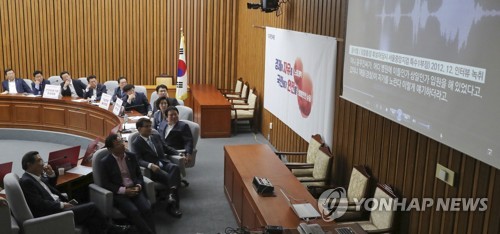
[113,98,123,116]
[99,93,112,109]
[42,85,61,99]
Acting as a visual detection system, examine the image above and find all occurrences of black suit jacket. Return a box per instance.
[83,83,108,100]
[19,173,68,218]
[121,92,151,115]
[100,152,145,194]
[158,121,194,154]
[31,79,50,95]
[61,79,86,98]
[131,134,179,168]
[112,87,125,102]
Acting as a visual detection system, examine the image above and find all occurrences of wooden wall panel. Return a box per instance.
[235,0,499,233]
[0,0,236,90]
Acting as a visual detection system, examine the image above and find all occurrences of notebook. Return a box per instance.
[280,188,321,219]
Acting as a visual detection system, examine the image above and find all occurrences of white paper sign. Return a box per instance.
[113,98,123,116]
[42,85,61,99]
[99,93,112,110]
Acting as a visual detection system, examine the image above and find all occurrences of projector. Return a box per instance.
[247,0,279,13]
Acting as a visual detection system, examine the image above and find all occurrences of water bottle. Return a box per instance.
[123,114,128,130]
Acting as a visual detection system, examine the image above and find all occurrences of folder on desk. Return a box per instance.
[280,188,320,219]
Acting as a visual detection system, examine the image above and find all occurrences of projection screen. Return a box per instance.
[342,0,500,168]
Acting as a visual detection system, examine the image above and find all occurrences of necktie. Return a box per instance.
[147,138,158,156]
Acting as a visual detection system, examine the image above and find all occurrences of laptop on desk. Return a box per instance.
[0,162,13,189]
[280,188,321,219]
[48,146,80,171]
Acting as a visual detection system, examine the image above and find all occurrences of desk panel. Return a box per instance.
[224,144,332,229]
[191,84,231,138]
[0,95,121,142]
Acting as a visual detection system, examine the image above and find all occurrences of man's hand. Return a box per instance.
[185,154,192,166]
[150,164,161,173]
[43,164,55,176]
[62,202,74,208]
[64,79,70,87]
[125,186,140,197]
[127,93,136,103]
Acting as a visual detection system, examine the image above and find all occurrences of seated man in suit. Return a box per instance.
[121,84,152,116]
[60,71,86,98]
[132,118,182,218]
[101,134,156,234]
[152,84,180,113]
[112,76,127,102]
[83,75,107,101]
[19,151,128,234]
[158,106,194,165]
[1,68,32,94]
[31,70,50,95]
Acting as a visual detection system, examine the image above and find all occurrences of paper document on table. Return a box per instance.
[121,133,131,141]
[124,123,137,130]
[67,165,93,175]
[128,116,150,121]
[71,99,88,103]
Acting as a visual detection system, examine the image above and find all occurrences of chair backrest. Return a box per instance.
[127,132,141,154]
[104,81,118,96]
[78,77,88,86]
[156,76,173,86]
[312,146,333,180]
[92,148,111,186]
[180,120,199,149]
[247,89,258,115]
[240,82,249,99]
[177,106,193,121]
[134,85,147,94]
[306,134,325,164]
[48,76,63,85]
[234,78,243,93]
[347,165,370,202]
[370,184,396,230]
[23,78,33,88]
[3,173,34,223]
[180,120,199,168]
[0,197,14,234]
[150,91,159,110]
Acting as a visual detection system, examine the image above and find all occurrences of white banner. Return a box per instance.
[264,27,337,145]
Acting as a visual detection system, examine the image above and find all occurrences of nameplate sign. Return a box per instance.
[113,98,123,116]
[99,93,112,109]
[42,85,61,99]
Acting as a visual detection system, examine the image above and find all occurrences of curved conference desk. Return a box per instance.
[0,95,121,141]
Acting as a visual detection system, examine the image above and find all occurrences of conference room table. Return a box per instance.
[0,94,143,198]
[190,84,231,138]
[224,144,366,233]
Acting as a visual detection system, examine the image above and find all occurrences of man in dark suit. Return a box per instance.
[83,75,107,101]
[112,76,127,102]
[121,84,152,115]
[60,71,86,98]
[19,151,128,234]
[1,69,32,94]
[152,84,180,113]
[31,70,50,95]
[132,118,182,218]
[158,106,194,165]
[101,134,156,234]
